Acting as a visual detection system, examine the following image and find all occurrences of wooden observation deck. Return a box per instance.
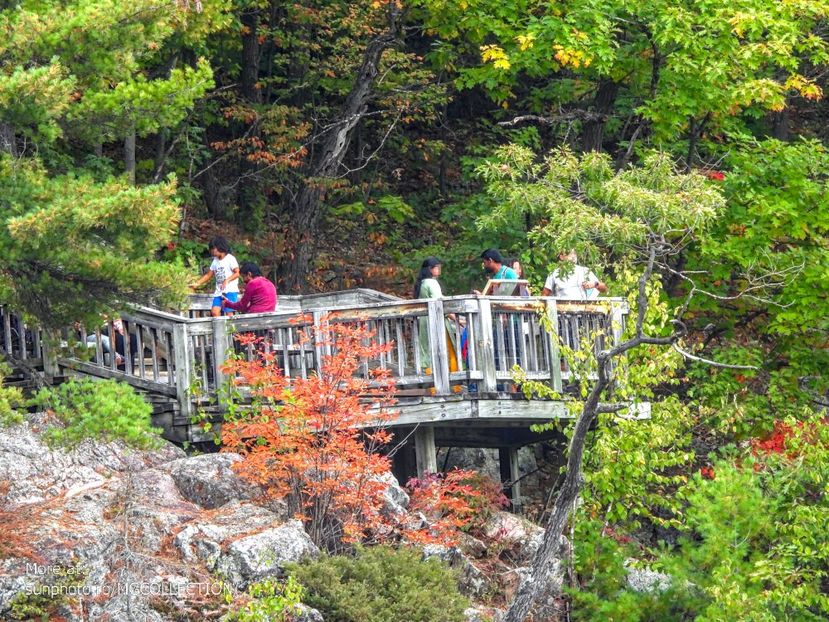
[0,289,638,506]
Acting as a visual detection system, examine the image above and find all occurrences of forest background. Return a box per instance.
[1,0,828,620]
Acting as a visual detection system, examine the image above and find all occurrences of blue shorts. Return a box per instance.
[212,292,238,313]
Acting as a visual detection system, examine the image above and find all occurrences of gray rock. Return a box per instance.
[422,545,487,597]
[174,501,285,568]
[459,533,488,559]
[0,415,320,620]
[481,511,545,563]
[374,471,409,516]
[625,560,672,593]
[464,606,503,622]
[294,603,325,621]
[0,415,184,506]
[167,452,262,509]
[216,519,320,589]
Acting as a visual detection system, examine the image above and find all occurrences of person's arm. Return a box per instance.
[542,273,554,297]
[582,271,608,293]
[190,269,215,290]
[223,285,252,313]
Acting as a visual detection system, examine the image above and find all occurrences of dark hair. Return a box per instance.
[413,257,441,299]
[480,248,503,264]
[505,256,522,277]
[240,261,262,277]
[209,236,231,254]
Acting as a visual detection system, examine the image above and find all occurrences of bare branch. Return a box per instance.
[498,111,609,127]
[673,343,759,370]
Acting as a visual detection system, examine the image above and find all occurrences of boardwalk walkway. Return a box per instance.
[0,289,637,505]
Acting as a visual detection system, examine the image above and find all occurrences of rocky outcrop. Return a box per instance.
[216,520,320,589]
[0,416,320,621]
[166,452,262,509]
[0,413,185,506]
[481,511,545,564]
[174,500,285,567]
[374,470,410,517]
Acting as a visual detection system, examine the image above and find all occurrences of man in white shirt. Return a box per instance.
[542,250,608,299]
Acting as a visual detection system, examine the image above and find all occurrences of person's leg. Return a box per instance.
[211,295,223,317]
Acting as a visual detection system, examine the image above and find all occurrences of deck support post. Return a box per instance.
[414,425,437,475]
[475,298,498,393]
[426,300,451,395]
[41,329,60,383]
[499,446,522,512]
[212,317,229,406]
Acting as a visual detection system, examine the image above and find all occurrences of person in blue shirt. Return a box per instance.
[473,249,518,295]
[473,249,523,386]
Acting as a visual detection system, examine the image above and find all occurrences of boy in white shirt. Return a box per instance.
[189,236,241,316]
[542,250,608,299]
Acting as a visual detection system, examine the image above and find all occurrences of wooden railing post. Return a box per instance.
[609,301,625,346]
[475,298,497,393]
[544,299,563,393]
[426,299,451,395]
[212,316,229,396]
[312,311,326,374]
[172,322,194,420]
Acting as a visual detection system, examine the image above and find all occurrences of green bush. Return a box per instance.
[566,519,690,622]
[225,576,305,622]
[0,362,24,427]
[30,378,162,449]
[287,546,469,622]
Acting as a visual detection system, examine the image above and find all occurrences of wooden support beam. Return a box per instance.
[41,329,60,383]
[499,446,522,512]
[414,425,437,475]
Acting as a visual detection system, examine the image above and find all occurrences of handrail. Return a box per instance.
[0,293,627,421]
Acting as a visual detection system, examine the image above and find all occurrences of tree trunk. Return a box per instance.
[154,129,167,179]
[124,123,136,185]
[502,361,609,622]
[0,122,17,156]
[581,80,618,152]
[240,10,262,104]
[279,5,402,291]
[772,108,790,141]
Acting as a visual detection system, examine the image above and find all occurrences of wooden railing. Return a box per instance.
[0,305,45,367]
[0,291,627,419]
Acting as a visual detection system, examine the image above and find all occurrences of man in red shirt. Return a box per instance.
[221,262,277,314]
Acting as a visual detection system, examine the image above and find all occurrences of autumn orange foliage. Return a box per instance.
[221,318,510,551]
[406,469,509,545]
[221,317,399,551]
